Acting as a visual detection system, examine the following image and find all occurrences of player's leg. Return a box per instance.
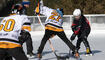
[82,30,92,55]
[57,31,75,51]
[4,53,13,60]
[37,30,54,59]
[4,57,13,60]
[26,37,33,54]
[19,30,35,58]
[82,38,92,54]
[76,37,83,51]
[8,47,28,60]
[76,31,88,51]
[56,31,79,57]
[0,48,6,60]
[70,33,82,56]
[26,35,35,58]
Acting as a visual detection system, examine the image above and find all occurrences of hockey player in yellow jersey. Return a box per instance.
[35,0,80,59]
[0,4,31,60]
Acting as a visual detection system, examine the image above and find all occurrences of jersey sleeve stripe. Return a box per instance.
[23,22,31,25]
[22,26,31,31]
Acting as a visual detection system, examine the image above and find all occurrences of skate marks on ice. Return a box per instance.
[38,49,102,60]
[30,51,54,59]
[30,30,105,60]
[42,50,70,60]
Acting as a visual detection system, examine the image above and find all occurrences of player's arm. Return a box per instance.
[35,0,53,16]
[19,30,31,44]
[84,17,90,28]
[70,20,81,41]
[19,15,31,44]
[40,5,53,16]
[71,23,81,35]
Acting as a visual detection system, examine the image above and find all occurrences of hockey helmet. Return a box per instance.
[73,9,81,16]
[11,4,23,14]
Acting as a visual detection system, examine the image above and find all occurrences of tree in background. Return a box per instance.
[0,0,105,16]
[27,0,105,15]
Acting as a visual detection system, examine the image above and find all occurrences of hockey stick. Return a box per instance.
[48,39,70,60]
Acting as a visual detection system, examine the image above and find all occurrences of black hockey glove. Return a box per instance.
[70,33,76,41]
[18,30,31,44]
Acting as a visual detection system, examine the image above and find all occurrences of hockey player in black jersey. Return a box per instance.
[70,9,93,56]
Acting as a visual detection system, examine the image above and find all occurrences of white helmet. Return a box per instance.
[73,9,81,16]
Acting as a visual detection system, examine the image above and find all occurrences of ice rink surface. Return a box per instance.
[22,30,105,60]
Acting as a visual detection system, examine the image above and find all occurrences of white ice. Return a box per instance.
[22,30,105,60]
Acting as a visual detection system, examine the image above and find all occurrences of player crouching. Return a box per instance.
[0,4,30,60]
[3,4,35,60]
[70,9,93,56]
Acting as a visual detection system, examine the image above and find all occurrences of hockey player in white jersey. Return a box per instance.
[0,4,31,60]
[35,0,80,59]
[3,4,35,60]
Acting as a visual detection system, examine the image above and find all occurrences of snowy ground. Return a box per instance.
[22,30,105,60]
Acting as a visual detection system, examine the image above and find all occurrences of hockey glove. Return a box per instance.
[70,33,76,41]
[35,6,40,15]
[18,30,31,44]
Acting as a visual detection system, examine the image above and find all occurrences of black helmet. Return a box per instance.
[11,4,23,14]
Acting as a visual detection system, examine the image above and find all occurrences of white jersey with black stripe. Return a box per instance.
[40,6,63,27]
[0,14,31,43]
